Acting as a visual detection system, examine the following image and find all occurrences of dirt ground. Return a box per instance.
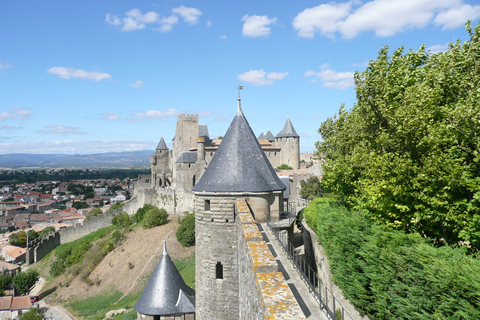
[36,217,195,306]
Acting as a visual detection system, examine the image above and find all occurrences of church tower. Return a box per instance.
[192,97,285,320]
[273,117,300,169]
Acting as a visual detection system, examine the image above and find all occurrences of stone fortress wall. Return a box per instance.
[26,211,115,264]
[237,200,305,319]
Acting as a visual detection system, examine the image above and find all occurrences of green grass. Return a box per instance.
[174,253,195,289]
[68,290,123,319]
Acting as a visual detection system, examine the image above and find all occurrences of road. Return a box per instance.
[30,277,75,320]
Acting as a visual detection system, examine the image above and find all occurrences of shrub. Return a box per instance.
[112,212,130,228]
[314,201,480,319]
[176,213,195,247]
[132,204,155,224]
[277,164,293,170]
[50,260,66,277]
[86,207,102,220]
[299,176,323,200]
[142,208,168,229]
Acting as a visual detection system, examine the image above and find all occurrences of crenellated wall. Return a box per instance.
[237,200,306,319]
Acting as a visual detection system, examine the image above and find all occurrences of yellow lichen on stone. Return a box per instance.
[247,241,277,273]
[237,200,256,224]
[256,272,306,320]
[242,223,263,242]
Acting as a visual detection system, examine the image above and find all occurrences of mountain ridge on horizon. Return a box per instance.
[0,150,152,169]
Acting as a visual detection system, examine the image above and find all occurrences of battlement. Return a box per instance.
[237,200,306,319]
[179,114,199,121]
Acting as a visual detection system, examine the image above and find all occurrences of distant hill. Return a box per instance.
[0,150,152,169]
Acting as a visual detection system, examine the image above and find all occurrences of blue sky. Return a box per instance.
[1,0,479,155]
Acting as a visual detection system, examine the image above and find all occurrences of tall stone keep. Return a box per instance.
[150,137,172,187]
[273,117,300,169]
[172,114,199,165]
[192,98,286,320]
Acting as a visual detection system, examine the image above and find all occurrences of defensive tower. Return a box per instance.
[273,117,300,169]
[192,97,285,320]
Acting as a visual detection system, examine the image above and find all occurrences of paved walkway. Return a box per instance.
[260,223,329,320]
[29,277,74,320]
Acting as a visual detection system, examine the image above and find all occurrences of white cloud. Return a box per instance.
[219,35,227,40]
[238,70,288,86]
[0,108,32,121]
[106,6,201,33]
[305,65,354,90]
[267,72,289,80]
[0,140,155,154]
[0,125,22,130]
[133,109,181,119]
[47,67,111,81]
[293,2,351,38]
[101,112,121,121]
[130,80,144,88]
[0,61,13,70]
[172,6,202,24]
[198,111,214,117]
[434,4,480,29]
[242,15,277,37]
[206,20,212,27]
[106,9,159,32]
[158,15,179,33]
[427,43,449,53]
[293,0,478,39]
[36,125,86,135]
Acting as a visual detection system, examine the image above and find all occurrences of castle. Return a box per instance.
[149,113,300,191]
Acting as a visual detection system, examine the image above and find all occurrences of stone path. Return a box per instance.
[260,223,329,320]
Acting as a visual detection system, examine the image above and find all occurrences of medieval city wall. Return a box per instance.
[59,211,115,244]
[301,220,369,320]
[26,231,61,264]
[237,200,306,319]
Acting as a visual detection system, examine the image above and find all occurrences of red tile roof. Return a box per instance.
[10,296,32,310]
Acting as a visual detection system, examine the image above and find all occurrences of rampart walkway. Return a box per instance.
[260,222,328,320]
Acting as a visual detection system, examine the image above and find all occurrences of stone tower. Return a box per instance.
[150,137,172,187]
[273,117,300,169]
[192,98,285,320]
[172,114,199,165]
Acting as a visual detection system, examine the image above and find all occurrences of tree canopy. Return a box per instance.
[317,22,480,249]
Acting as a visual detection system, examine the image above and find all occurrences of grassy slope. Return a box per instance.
[31,220,195,320]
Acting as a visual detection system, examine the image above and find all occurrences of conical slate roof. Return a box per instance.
[134,241,195,316]
[264,130,275,142]
[192,99,286,193]
[258,132,266,140]
[156,137,169,150]
[275,117,299,138]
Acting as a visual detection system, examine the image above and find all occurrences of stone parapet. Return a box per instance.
[237,200,306,320]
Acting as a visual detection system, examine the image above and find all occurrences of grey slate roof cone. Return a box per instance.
[134,241,195,317]
[275,117,299,138]
[192,98,286,193]
[156,137,169,150]
[264,130,275,142]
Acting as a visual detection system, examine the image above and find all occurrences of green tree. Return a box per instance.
[9,231,27,247]
[13,270,39,295]
[0,274,12,296]
[176,213,195,247]
[142,207,168,229]
[317,22,480,249]
[85,207,102,220]
[39,226,55,237]
[299,176,323,200]
[27,230,39,242]
[16,308,45,320]
[132,204,155,224]
[277,164,293,170]
[73,201,88,210]
[112,212,131,228]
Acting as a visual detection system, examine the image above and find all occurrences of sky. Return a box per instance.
[1,0,479,155]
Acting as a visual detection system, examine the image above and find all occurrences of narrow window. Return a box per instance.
[205,199,210,211]
[216,262,223,279]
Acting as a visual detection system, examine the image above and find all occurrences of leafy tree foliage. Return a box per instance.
[73,201,88,210]
[317,22,480,249]
[142,207,168,229]
[176,213,195,247]
[13,270,39,295]
[0,274,12,296]
[39,226,55,237]
[299,176,323,200]
[16,308,45,320]
[9,231,27,247]
[132,204,155,224]
[307,198,480,320]
[277,164,293,170]
[86,207,102,220]
[112,212,131,228]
